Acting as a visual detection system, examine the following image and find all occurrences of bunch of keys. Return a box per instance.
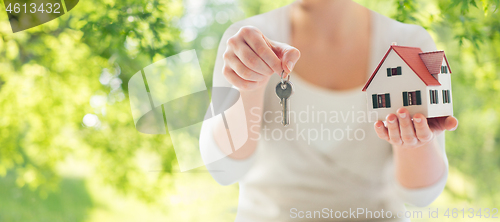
[275,70,294,127]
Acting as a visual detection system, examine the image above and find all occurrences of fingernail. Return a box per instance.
[287,61,294,72]
[398,112,406,118]
[387,117,395,123]
[414,117,422,123]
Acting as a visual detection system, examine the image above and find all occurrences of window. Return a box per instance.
[430,90,439,104]
[372,93,391,109]
[443,90,451,103]
[402,90,421,106]
[441,65,448,73]
[386,66,402,77]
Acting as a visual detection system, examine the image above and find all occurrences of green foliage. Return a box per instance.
[238,0,294,16]
[0,172,93,222]
[393,0,419,22]
[0,0,183,202]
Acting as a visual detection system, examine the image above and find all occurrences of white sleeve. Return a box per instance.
[391,27,449,207]
[199,115,256,186]
[199,23,257,186]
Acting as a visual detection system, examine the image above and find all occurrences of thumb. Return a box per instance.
[444,116,458,131]
[280,44,301,78]
[263,36,301,78]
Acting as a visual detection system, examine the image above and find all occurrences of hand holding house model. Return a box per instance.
[362,44,453,121]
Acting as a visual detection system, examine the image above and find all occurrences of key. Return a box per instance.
[275,80,294,126]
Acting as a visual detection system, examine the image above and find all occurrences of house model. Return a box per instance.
[362,44,453,121]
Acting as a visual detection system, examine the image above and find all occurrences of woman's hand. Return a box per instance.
[374,107,458,149]
[223,26,301,91]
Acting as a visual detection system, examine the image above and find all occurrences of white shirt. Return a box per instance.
[200,4,448,222]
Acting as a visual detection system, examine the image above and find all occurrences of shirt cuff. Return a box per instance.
[199,112,256,186]
[392,168,448,207]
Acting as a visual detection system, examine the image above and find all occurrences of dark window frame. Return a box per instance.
[441,65,448,74]
[387,66,402,77]
[442,89,451,103]
[403,90,421,106]
[430,90,439,104]
[372,93,391,109]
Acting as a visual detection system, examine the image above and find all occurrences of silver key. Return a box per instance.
[275,80,294,126]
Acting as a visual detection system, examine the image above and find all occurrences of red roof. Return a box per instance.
[362,45,447,91]
[419,51,452,74]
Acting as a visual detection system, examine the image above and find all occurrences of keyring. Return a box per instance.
[280,70,290,89]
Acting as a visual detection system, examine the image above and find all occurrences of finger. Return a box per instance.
[224,51,267,81]
[270,40,301,78]
[444,116,458,131]
[232,39,275,76]
[374,121,389,141]
[428,116,458,132]
[222,65,259,91]
[397,108,418,145]
[386,113,402,145]
[239,27,282,74]
[280,46,301,76]
[413,113,433,142]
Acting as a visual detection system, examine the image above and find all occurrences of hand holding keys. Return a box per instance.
[220,26,300,126]
[276,71,294,127]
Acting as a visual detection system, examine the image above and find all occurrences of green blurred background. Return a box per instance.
[0,0,499,221]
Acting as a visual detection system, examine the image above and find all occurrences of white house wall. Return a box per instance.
[427,59,453,117]
[365,50,428,120]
